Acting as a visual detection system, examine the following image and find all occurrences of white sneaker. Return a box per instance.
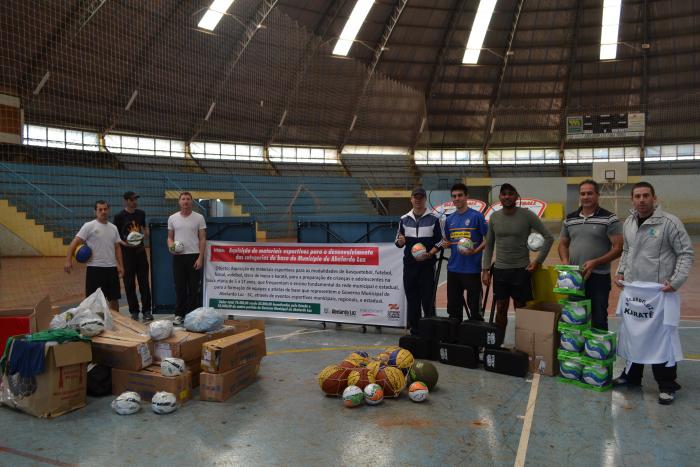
[173,316,184,326]
[658,391,675,405]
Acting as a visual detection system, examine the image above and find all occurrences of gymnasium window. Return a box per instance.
[269,146,338,164]
[414,149,483,165]
[190,142,264,161]
[23,124,99,151]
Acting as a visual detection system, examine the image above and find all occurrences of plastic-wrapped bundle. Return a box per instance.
[149,320,173,341]
[183,307,223,332]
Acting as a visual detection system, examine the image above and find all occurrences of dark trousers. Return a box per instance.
[403,261,436,330]
[623,362,681,393]
[173,254,202,318]
[446,272,483,322]
[123,250,151,314]
[584,272,611,330]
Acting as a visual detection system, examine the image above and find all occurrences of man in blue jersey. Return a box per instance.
[444,183,488,321]
[396,187,444,334]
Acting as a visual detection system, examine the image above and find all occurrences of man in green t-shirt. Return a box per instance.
[481,184,554,331]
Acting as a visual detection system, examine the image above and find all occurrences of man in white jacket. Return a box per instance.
[614,181,694,405]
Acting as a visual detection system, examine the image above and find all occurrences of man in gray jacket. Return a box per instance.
[614,181,694,404]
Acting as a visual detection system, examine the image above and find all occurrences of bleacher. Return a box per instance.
[0,159,377,243]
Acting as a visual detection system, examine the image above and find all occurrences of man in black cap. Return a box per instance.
[114,191,153,321]
[395,187,444,334]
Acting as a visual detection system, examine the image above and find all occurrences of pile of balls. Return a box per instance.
[317,347,437,408]
[111,391,178,415]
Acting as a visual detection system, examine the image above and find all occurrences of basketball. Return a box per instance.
[408,360,439,390]
[318,364,349,396]
[338,359,360,369]
[408,381,429,402]
[374,366,405,397]
[387,348,414,371]
[75,244,92,263]
[411,243,427,258]
[363,383,384,405]
[346,367,375,390]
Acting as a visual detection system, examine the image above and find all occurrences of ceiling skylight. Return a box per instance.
[332,0,375,56]
[198,0,235,31]
[462,0,497,64]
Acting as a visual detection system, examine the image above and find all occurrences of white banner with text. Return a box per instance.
[204,241,406,327]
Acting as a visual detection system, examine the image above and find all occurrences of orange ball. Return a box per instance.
[317,364,350,396]
[375,366,406,398]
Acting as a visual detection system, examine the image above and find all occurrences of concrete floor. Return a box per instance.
[1,312,698,467]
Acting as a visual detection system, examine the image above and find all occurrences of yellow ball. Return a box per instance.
[317,364,349,396]
[375,366,406,397]
[388,348,414,370]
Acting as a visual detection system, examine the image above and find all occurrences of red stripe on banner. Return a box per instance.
[210,245,380,266]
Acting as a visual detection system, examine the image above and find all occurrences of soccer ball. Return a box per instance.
[411,243,427,259]
[363,383,384,405]
[582,365,609,387]
[457,238,473,253]
[77,317,105,337]
[584,338,613,360]
[408,381,429,402]
[557,270,584,290]
[161,358,186,377]
[111,391,141,415]
[527,233,545,251]
[169,241,185,254]
[559,360,583,380]
[560,304,588,325]
[151,391,178,414]
[559,331,585,352]
[127,231,144,246]
[75,245,92,263]
[342,385,364,408]
[149,320,173,341]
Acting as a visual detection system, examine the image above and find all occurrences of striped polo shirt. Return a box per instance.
[560,206,622,274]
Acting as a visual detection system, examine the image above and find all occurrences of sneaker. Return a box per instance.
[612,375,641,387]
[130,313,140,321]
[173,316,184,326]
[658,391,675,405]
[142,312,154,322]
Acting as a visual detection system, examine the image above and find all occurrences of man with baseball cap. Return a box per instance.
[114,191,153,321]
[396,187,444,334]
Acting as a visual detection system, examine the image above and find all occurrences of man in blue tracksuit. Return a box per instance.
[396,187,444,335]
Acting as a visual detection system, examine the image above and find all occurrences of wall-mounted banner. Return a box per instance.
[204,241,406,327]
[432,199,487,219]
[484,198,547,221]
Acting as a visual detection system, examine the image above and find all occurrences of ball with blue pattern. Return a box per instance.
[560,304,588,325]
[582,364,609,386]
[557,270,584,290]
[560,360,583,380]
[560,331,585,352]
[584,338,613,360]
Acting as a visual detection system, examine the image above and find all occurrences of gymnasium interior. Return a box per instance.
[1,1,699,466]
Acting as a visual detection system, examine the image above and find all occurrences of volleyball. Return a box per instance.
[75,244,92,263]
[387,348,414,371]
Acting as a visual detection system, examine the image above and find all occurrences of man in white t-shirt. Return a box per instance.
[167,192,207,325]
[64,200,124,311]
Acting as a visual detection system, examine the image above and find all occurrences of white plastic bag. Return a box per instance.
[184,307,223,332]
[78,288,114,330]
[149,320,173,341]
[48,289,113,332]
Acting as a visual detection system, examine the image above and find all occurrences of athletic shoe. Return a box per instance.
[130,313,140,321]
[142,312,154,322]
[173,316,184,326]
[612,374,641,387]
[658,391,675,405]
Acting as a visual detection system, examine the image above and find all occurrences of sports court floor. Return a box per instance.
[1,242,699,466]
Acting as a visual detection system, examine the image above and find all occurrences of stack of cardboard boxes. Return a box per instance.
[199,320,266,402]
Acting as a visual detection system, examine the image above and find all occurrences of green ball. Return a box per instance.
[408,360,438,390]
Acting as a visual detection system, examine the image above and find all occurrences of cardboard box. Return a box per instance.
[515,302,561,376]
[186,359,202,388]
[0,296,55,355]
[0,341,92,418]
[223,318,266,332]
[201,329,266,373]
[153,325,237,362]
[111,366,192,403]
[90,310,154,370]
[199,360,260,402]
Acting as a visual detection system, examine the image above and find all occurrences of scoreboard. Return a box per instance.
[566,112,645,140]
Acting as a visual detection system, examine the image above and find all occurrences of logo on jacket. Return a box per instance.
[464,219,470,227]
[648,228,658,238]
